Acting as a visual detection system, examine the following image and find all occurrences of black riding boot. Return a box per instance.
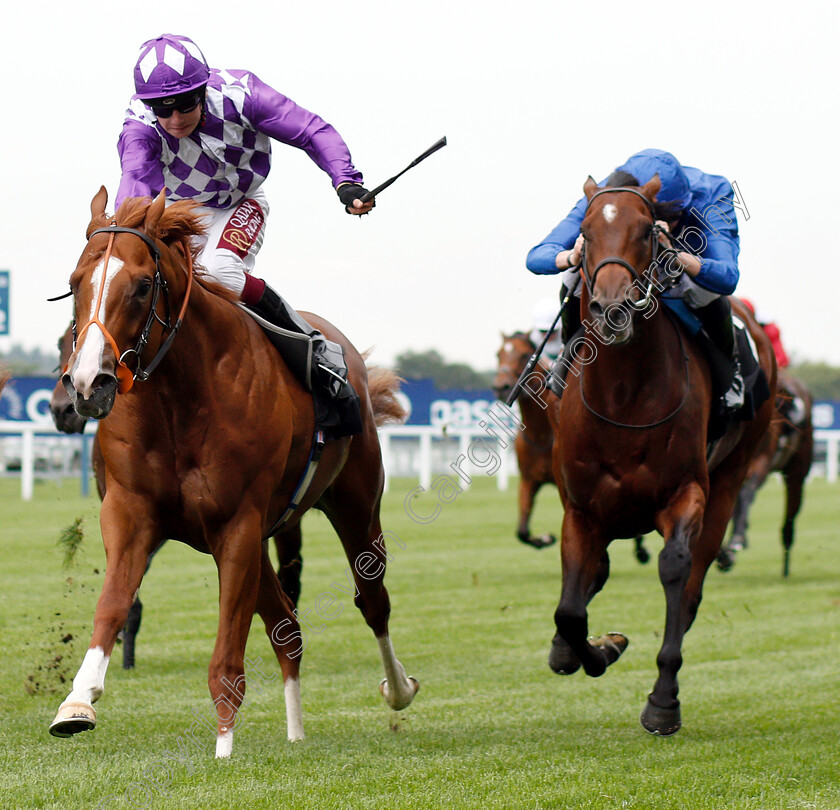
[547,284,583,398]
[246,285,363,439]
[694,296,744,414]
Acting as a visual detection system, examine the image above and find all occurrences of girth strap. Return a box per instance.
[264,429,326,537]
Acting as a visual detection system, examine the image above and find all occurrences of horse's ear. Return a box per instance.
[90,186,108,219]
[144,189,167,235]
[641,173,661,202]
[583,176,598,200]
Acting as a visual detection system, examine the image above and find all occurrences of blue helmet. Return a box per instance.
[616,149,691,211]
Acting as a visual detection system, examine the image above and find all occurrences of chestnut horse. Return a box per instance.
[492,331,650,562]
[717,371,813,576]
[50,323,311,667]
[542,176,775,735]
[50,189,418,756]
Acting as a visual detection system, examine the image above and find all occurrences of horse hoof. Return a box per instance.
[49,702,96,738]
[715,548,735,572]
[548,636,581,675]
[640,700,681,736]
[519,534,557,550]
[731,533,748,551]
[379,675,419,710]
[591,632,629,670]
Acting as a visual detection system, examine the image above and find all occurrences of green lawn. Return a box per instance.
[0,473,837,809]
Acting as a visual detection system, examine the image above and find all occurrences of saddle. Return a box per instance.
[242,302,362,441]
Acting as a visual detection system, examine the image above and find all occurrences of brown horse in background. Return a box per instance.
[717,371,813,576]
[492,331,651,562]
[540,176,775,735]
[50,189,418,756]
[492,332,557,549]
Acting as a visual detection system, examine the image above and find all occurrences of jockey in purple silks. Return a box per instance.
[117,33,373,437]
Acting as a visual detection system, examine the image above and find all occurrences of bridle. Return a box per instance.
[579,186,678,311]
[575,186,689,429]
[70,224,193,393]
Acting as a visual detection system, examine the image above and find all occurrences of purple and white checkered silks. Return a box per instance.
[117,68,364,211]
[134,34,210,99]
[126,70,272,209]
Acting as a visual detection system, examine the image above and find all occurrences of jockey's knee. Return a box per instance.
[198,249,248,297]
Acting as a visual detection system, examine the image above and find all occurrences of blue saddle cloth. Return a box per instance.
[662,298,702,335]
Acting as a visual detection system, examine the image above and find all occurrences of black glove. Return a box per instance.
[337,183,374,214]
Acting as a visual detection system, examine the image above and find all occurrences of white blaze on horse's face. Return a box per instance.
[602,203,618,223]
[70,256,125,399]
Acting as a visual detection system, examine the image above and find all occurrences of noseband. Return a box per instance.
[580,186,676,310]
[72,225,193,393]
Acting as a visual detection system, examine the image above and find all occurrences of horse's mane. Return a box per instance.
[605,170,682,221]
[88,197,239,304]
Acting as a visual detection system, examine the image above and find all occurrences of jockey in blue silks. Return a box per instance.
[526,148,744,413]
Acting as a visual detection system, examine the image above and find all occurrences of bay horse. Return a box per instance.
[492,332,557,549]
[492,331,650,562]
[49,189,418,756]
[542,175,776,735]
[717,370,813,577]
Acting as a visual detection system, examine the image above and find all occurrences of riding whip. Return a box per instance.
[360,137,447,202]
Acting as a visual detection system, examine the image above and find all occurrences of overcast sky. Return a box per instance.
[1,1,838,372]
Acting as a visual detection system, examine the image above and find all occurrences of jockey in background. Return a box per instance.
[740,298,804,425]
[740,298,790,369]
[529,297,564,362]
[526,148,745,415]
[116,33,374,437]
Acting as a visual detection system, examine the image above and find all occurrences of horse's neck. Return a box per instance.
[153,286,249,393]
[585,309,681,395]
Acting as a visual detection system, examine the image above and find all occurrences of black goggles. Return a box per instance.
[150,91,204,119]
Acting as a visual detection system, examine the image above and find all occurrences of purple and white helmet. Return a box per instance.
[133,34,210,100]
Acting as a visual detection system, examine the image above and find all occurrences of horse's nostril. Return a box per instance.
[589,300,604,318]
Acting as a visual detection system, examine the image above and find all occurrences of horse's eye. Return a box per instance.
[135,278,153,299]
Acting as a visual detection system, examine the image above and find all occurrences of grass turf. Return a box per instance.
[0,473,837,809]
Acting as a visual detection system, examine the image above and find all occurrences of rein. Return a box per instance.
[74,225,193,393]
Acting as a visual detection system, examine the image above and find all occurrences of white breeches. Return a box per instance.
[191,188,270,297]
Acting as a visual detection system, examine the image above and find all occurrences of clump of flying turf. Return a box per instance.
[57,517,85,569]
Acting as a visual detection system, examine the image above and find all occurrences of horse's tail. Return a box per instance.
[367,367,407,427]
[0,365,9,394]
